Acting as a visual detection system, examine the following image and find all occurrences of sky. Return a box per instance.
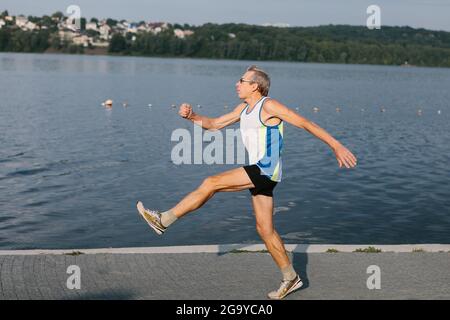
[2,0,450,31]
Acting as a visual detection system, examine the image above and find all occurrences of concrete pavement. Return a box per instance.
[0,244,449,300]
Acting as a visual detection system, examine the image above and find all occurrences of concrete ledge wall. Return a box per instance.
[0,244,449,255]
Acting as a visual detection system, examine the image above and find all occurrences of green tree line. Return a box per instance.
[1,19,450,67]
[109,24,450,67]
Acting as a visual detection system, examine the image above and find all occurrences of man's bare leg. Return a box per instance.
[251,194,291,269]
[137,167,254,233]
[251,194,302,299]
[168,167,254,218]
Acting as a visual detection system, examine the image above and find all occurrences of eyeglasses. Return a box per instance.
[239,78,254,84]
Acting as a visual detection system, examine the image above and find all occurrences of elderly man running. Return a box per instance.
[137,65,357,299]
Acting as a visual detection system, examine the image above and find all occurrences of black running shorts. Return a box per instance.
[243,164,278,197]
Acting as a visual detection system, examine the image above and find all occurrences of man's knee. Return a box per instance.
[199,175,220,192]
[256,223,274,239]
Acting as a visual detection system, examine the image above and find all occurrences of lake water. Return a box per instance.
[1,52,449,249]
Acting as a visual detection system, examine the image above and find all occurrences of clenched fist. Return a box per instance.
[179,103,193,119]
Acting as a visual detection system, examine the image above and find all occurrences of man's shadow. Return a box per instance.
[292,245,310,291]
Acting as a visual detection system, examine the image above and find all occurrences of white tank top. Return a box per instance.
[239,96,284,182]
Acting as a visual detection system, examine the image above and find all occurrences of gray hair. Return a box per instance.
[247,65,270,96]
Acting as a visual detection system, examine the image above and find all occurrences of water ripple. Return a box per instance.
[1,53,450,248]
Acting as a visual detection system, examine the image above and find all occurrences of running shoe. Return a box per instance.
[136,201,166,235]
[267,275,303,300]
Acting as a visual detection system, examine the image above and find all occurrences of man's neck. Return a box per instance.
[245,94,264,108]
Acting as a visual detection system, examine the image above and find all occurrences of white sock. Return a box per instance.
[160,210,178,228]
[281,264,297,281]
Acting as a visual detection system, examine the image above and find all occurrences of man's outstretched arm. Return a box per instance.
[179,103,246,131]
[263,99,357,169]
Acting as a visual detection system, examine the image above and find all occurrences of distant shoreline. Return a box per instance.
[2,16,450,68]
[44,46,109,56]
[2,50,448,70]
